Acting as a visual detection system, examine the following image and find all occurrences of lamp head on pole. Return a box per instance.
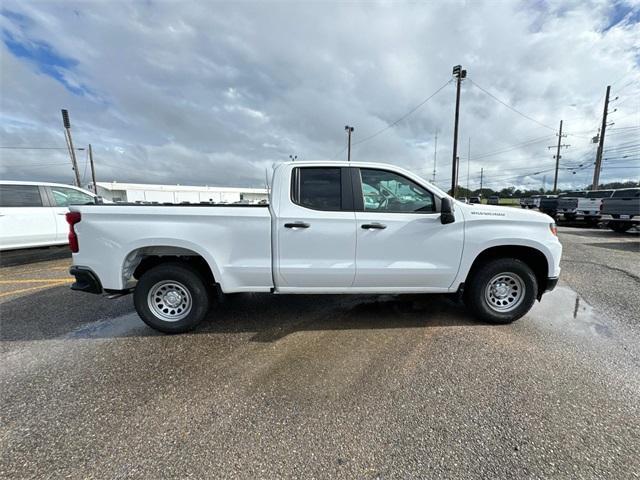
[61,109,71,129]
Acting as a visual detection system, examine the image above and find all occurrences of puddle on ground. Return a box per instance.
[67,312,151,339]
[528,285,613,338]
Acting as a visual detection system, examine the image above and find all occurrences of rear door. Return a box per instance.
[0,184,57,249]
[276,167,356,289]
[353,168,464,290]
[46,186,95,242]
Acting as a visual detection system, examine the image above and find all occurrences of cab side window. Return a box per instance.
[359,169,435,213]
[50,187,93,207]
[0,185,43,207]
[292,167,342,211]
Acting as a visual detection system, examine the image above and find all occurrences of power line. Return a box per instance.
[0,146,85,150]
[333,79,452,158]
[469,79,556,131]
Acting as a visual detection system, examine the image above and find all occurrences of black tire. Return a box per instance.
[134,262,210,334]
[608,221,632,233]
[564,213,576,221]
[464,258,538,324]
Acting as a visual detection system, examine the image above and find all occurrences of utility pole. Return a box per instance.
[432,130,438,184]
[548,120,569,193]
[451,65,466,197]
[480,168,484,195]
[88,144,97,194]
[344,125,354,162]
[61,109,81,187]
[592,85,611,190]
[466,137,471,192]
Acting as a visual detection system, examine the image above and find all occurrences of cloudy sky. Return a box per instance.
[1,0,639,192]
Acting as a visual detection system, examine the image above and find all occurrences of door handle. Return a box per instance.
[284,222,310,229]
[361,223,387,229]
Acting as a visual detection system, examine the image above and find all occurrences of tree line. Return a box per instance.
[449,180,639,198]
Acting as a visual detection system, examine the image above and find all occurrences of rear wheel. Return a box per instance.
[134,262,210,333]
[465,258,538,324]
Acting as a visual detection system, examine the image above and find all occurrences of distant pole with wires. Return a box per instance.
[432,130,438,184]
[466,137,471,192]
[345,125,354,162]
[61,109,81,187]
[451,65,466,197]
[480,168,484,194]
[548,120,569,193]
[88,144,97,194]
[592,85,611,190]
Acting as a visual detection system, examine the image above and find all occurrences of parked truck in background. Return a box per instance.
[67,161,562,333]
[575,190,614,224]
[601,188,640,233]
[557,191,586,221]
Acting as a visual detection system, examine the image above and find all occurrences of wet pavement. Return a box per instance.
[1,227,639,479]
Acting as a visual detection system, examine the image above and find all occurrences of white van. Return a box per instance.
[0,181,98,251]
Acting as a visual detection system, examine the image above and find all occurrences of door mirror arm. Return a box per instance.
[440,197,455,224]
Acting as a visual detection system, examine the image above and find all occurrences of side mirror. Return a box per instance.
[440,197,455,224]
[94,196,104,204]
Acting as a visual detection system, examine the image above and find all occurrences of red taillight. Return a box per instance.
[66,211,81,253]
[549,222,557,236]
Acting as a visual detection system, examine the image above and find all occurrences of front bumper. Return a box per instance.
[69,266,103,294]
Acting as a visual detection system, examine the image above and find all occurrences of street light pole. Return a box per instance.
[61,109,81,187]
[344,125,354,162]
[88,144,97,194]
[451,65,466,197]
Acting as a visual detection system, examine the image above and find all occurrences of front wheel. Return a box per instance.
[134,262,210,333]
[464,258,538,324]
[608,221,632,233]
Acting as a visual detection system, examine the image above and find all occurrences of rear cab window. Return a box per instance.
[612,189,640,198]
[586,190,613,198]
[0,185,43,207]
[291,167,352,211]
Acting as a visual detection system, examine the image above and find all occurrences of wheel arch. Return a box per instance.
[464,245,551,298]
[121,243,219,290]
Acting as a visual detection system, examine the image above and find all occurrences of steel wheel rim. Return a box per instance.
[485,272,525,313]
[147,280,192,322]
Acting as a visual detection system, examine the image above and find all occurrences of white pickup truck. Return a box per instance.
[68,161,562,333]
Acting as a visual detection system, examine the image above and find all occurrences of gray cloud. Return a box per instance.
[1,0,638,191]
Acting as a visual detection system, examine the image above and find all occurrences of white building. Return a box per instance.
[94,182,269,204]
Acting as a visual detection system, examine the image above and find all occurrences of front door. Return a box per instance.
[276,167,356,289]
[353,168,464,290]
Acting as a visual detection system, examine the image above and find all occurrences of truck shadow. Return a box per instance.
[0,287,485,343]
[201,292,483,343]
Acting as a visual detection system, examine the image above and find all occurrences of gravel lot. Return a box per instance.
[1,227,639,479]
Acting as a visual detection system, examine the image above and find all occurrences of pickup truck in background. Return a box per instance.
[601,188,640,233]
[539,194,563,218]
[67,161,562,333]
[576,190,614,223]
[557,191,586,220]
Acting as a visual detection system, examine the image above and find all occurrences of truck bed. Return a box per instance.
[70,204,273,292]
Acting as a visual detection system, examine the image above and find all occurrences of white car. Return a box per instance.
[0,180,98,251]
[68,161,562,333]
